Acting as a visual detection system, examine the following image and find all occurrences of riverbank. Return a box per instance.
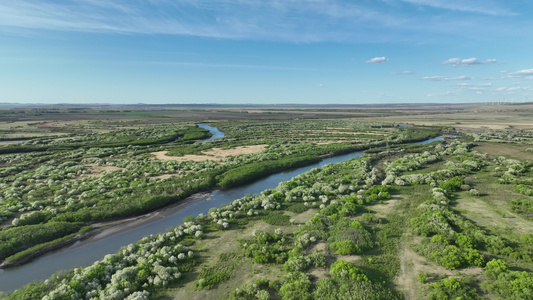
[0,192,213,269]
[1,135,443,270]
[78,192,213,246]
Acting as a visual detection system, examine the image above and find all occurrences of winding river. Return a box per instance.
[0,125,442,292]
[197,123,225,141]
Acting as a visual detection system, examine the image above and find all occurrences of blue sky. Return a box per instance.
[1,0,533,105]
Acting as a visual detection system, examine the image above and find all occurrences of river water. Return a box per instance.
[197,123,225,141]
[0,126,442,292]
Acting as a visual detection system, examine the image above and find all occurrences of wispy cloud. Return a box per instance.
[400,0,514,16]
[495,86,530,92]
[134,60,312,71]
[456,82,492,91]
[392,70,416,75]
[365,57,389,64]
[443,57,497,66]
[0,1,399,41]
[0,1,524,42]
[422,75,471,81]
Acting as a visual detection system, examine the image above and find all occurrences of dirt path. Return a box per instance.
[397,242,483,299]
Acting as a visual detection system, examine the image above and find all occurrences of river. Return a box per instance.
[197,123,225,141]
[0,125,442,292]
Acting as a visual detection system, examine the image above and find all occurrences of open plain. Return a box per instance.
[0,104,532,299]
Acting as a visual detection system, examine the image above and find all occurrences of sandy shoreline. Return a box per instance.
[0,191,214,268]
[74,191,214,247]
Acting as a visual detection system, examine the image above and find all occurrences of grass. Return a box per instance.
[402,160,448,175]
[162,219,293,299]
[263,212,291,226]
[454,169,533,236]
[474,142,533,161]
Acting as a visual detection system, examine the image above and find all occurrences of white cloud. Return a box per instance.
[509,69,533,76]
[365,57,389,64]
[422,75,471,81]
[392,70,416,75]
[442,57,497,66]
[495,86,530,92]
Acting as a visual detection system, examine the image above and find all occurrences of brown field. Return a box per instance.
[368,103,533,130]
[2,103,533,137]
[152,145,267,162]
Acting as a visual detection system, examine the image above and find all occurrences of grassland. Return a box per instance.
[1,103,533,299]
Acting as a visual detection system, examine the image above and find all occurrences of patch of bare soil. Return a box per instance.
[154,174,179,179]
[311,242,328,253]
[336,254,361,263]
[152,145,267,162]
[371,195,401,218]
[0,141,24,145]
[314,140,349,145]
[398,246,441,299]
[74,163,124,180]
[36,122,58,128]
[397,244,483,299]
[310,267,329,280]
[287,209,318,224]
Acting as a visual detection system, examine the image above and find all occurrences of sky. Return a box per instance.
[1,0,533,105]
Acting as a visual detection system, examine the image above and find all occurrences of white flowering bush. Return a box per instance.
[39,221,201,300]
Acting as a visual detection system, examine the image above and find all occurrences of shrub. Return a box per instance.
[329,260,369,282]
[455,233,476,249]
[263,213,290,226]
[287,203,308,214]
[328,227,374,251]
[430,234,450,245]
[279,272,312,300]
[349,221,364,230]
[429,277,481,300]
[482,259,533,299]
[432,245,485,270]
[330,240,361,255]
[418,272,429,284]
[439,177,464,193]
[520,234,533,245]
[484,259,508,279]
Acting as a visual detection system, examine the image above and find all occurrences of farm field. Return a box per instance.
[1,104,533,299]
